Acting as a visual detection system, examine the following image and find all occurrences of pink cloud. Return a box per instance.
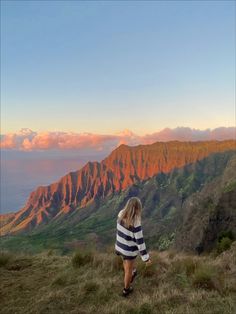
[0,127,235,152]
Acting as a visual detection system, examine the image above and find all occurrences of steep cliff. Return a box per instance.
[174,154,236,253]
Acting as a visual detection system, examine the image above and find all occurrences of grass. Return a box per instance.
[192,264,224,292]
[0,250,13,266]
[71,249,94,268]
[0,242,236,314]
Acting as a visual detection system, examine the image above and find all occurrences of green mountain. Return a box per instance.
[1,140,235,236]
[1,150,235,255]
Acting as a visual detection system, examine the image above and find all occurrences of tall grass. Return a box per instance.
[0,243,235,314]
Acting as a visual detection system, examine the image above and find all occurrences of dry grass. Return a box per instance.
[0,244,236,314]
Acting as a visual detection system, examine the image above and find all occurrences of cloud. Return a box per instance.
[1,127,235,152]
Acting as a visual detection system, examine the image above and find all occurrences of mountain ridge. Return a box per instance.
[1,150,236,254]
[1,140,236,236]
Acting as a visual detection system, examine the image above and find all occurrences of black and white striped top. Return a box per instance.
[115,209,150,262]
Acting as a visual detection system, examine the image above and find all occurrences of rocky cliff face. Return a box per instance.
[1,140,235,235]
[174,154,236,253]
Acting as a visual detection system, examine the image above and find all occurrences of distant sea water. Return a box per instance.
[0,150,107,214]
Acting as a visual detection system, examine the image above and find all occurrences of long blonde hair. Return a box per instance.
[119,197,142,228]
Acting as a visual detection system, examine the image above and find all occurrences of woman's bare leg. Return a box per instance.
[132,260,136,273]
[123,259,135,289]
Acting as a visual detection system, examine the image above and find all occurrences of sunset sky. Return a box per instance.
[1,1,235,214]
[1,1,235,136]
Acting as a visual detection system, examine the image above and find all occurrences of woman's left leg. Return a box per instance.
[123,259,135,289]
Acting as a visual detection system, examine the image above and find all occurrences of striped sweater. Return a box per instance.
[115,209,150,262]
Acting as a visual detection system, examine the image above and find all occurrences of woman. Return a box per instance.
[115,196,152,297]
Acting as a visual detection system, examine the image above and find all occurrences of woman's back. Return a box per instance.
[115,208,149,262]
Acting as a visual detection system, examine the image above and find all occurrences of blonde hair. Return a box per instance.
[119,197,142,228]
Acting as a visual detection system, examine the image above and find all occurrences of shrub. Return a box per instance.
[217,237,233,254]
[4,256,32,271]
[0,251,12,267]
[218,230,235,242]
[192,264,224,291]
[158,233,175,251]
[168,257,201,289]
[169,257,198,277]
[71,249,94,268]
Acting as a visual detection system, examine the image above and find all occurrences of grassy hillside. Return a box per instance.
[1,243,236,314]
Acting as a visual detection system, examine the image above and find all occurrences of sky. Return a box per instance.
[1,0,235,136]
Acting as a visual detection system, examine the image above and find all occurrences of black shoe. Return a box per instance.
[130,269,137,283]
[122,286,133,297]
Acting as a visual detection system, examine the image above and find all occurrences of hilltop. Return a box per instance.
[0,243,236,314]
